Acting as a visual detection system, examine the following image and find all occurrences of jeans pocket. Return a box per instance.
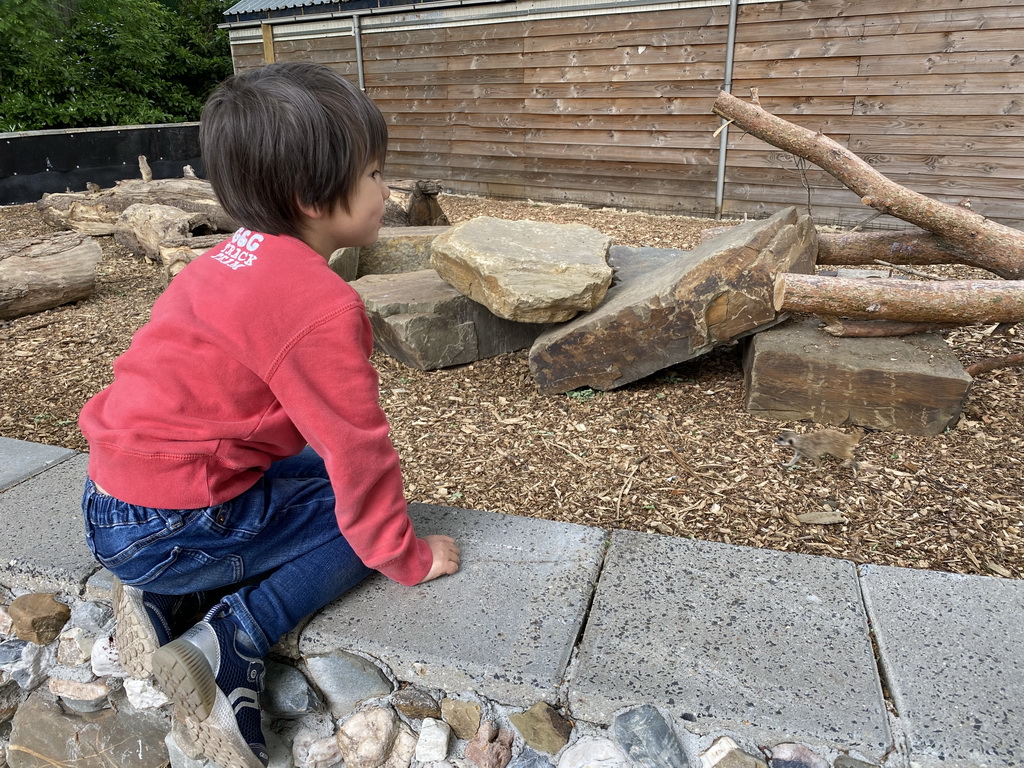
[123,546,245,592]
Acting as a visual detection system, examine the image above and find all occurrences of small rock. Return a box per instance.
[766,743,828,768]
[8,593,71,645]
[48,677,111,713]
[265,659,322,719]
[380,721,417,768]
[699,736,767,768]
[293,729,344,768]
[392,686,441,720]
[509,702,573,754]
[465,720,514,768]
[0,605,13,636]
[0,677,30,723]
[57,626,94,666]
[91,633,126,677]
[441,697,482,740]
[612,705,689,768]
[305,653,392,718]
[0,638,56,690]
[70,600,114,635]
[336,706,400,768]
[833,758,879,768]
[557,737,629,768]
[84,569,115,601]
[510,747,554,768]
[124,677,170,709]
[415,718,452,762]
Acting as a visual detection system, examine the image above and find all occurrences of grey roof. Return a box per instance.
[223,0,509,20]
[224,0,336,13]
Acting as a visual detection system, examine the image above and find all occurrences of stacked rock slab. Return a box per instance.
[743,316,972,435]
[528,207,816,395]
[351,270,548,370]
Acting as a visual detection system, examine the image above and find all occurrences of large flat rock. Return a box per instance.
[569,530,891,757]
[744,316,972,435]
[0,452,98,593]
[431,217,613,323]
[351,269,547,370]
[860,564,1024,768]
[300,504,606,707]
[529,207,816,394]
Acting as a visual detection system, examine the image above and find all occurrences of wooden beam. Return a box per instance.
[262,23,276,64]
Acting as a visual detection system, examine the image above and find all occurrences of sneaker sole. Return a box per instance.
[112,576,159,679]
[153,639,265,768]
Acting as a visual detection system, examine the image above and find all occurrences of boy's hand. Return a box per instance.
[419,535,461,583]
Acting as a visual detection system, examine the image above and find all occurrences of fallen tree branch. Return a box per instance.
[713,89,1024,279]
[966,353,1024,377]
[775,274,1024,324]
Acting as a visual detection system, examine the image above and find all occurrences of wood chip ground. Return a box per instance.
[1,196,1021,579]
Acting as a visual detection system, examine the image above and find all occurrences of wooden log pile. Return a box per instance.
[712,89,1024,377]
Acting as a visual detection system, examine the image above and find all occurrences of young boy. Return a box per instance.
[79,62,461,768]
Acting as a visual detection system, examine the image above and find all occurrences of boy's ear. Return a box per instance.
[296,200,325,219]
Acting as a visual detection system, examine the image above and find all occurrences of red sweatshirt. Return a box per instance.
[79,229,432,587]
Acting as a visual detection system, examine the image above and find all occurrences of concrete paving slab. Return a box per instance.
[569,530,891,756]
[300,503,606,707]
[0,436,77,491]
[860,564,1024,768]
[0,452,97,593]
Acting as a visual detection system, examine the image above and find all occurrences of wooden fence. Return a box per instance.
[227,0,1024,228]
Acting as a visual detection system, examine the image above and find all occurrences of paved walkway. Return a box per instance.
[1,435,1021,767]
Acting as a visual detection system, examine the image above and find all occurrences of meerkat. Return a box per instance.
[775,428,862,474]
[405,180,450,226]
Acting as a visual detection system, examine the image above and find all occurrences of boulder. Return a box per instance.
[358,226,448,277]
[528,207,816,394]
[430,217,612,323]
[743,316,972,435]
[351,270,547,370]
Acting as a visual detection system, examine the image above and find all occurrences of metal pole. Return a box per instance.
[714,0,740,220]
[353,15,366,90]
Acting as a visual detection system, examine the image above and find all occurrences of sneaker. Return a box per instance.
[112,575,207,679]
[151,604,269,768]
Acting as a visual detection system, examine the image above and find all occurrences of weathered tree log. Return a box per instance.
[38,177,235,236]
[0,232,102,319]
[701,225,962,268]
[114,203,223,261]
[816,230,961,267]
[713,90,1024,279]
[776,274,1024,324]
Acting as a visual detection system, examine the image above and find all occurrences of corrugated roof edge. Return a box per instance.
[223,0,515,23]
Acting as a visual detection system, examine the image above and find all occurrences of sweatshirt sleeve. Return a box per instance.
[264,301,433,587]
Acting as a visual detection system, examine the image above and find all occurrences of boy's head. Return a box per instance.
[200,62,388,238]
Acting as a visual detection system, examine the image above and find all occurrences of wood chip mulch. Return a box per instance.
[1,195,1021,579]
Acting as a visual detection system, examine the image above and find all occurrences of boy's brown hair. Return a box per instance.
[200,62,388,238]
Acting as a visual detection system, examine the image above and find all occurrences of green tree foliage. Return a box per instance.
[0,0,232,131]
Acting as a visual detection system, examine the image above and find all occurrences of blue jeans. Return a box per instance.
[81,447,371,656]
